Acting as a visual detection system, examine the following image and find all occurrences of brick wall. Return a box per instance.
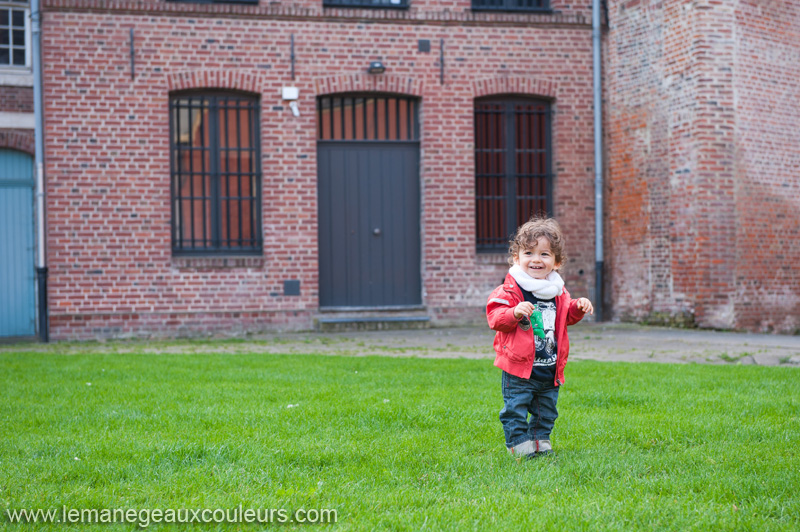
[0,86,33,113]
[733,0,800,333]
[605,0,800,333]
[41,0,597,339]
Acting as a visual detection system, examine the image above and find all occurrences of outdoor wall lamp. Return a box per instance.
[282,86,300,117]
[367,61,386,74]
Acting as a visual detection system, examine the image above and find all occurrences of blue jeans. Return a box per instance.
[499,371,559,448]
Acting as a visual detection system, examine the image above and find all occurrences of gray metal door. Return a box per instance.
[317,142,421,308]
[0,149,36,337]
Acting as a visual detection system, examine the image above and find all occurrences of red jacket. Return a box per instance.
[486,273,586,386]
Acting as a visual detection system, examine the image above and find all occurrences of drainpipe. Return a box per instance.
[592,0,604,321]
[31,0,48,341]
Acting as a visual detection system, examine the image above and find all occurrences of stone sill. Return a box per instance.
[171,256,265,269]
[475,253,508,265]
[0,71,34,87]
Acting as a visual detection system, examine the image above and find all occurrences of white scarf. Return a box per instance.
[509,265,564,299]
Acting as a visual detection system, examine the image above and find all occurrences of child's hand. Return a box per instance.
[513,301,535,320]
[576,297,594,315]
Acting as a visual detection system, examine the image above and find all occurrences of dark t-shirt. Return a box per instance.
[520,288,557,382]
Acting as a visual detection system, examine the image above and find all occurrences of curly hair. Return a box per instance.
[507,217,567,268]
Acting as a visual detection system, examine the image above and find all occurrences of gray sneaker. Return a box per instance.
[507,439,536,460]
[533,439,554,457]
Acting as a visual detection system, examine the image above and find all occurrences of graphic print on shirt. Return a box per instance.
[532,300,557,367]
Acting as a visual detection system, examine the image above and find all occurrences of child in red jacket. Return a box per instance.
[486,217,593,459]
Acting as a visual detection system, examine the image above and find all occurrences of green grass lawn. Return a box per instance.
[1,350,798,531]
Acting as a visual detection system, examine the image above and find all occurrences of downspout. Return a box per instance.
[592,0,604,321]
[31,0,48,341]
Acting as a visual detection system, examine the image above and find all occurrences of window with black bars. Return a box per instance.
[475,98,552,252]
[323,0,409,8]
[166,0,258,5]
[317,94,419,141]
[170,92,262,254]
[0,1,30,68]
[471,0,549,12]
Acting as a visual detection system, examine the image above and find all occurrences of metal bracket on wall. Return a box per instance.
[440,39,444,85]
[129,28,135,81]
[291,33,295,81]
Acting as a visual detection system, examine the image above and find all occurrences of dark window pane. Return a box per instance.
[376,97,387,140]
[323,0,409,7]
[342,97,353,140]
[318,97,331,140]
[387,97,397,140]
[0,11,8,27]
[11,9,24,27]
[0,30,9,46]
[472,0,548,11]
[12,29,24,46]
[475,101,509,249]
[170,0,259,4]
[354,97,365,139]
[475,98,551,251]
[332,97,342,140]
[0,48,9,65]
[12,47,24,65]
[365,98,375,139]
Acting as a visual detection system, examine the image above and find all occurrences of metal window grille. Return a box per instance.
[170,92,262,254]
[317,94,419,142]
[166,0,258,5]
[471,0,549,12]
[475,98,552,252]
[0,2,30,68]
[323,0,409,9]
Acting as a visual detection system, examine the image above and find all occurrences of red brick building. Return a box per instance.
[605,0,800,333]
[2,0,797,339]
[38,0,599,339]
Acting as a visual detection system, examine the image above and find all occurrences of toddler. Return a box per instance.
[486,217,593,459]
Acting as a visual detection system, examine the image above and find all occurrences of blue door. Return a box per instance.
[0,149,36,337]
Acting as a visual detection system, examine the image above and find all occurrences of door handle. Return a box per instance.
[373,227,382,236]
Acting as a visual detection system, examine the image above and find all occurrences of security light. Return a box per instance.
[367,61,386,74]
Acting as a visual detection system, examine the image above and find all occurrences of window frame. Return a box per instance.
[169,90,263,256]
[322,0,410,9]
[471,0,551,13]
[0,1,32,71]
[165,0,259,5]
[474,96,553,253]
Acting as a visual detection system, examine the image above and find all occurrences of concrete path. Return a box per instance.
[254,322,800,366]
[6,322,800,367]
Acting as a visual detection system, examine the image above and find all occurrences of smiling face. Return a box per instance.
[513,236,561,280]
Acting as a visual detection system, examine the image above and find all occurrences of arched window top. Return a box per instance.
[169,88,259,99]
[317,94,419,142]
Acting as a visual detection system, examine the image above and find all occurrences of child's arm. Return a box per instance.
[565,290,593,326]
[487,292,523,333]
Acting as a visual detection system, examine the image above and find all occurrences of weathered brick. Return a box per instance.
[605,0,800,333]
